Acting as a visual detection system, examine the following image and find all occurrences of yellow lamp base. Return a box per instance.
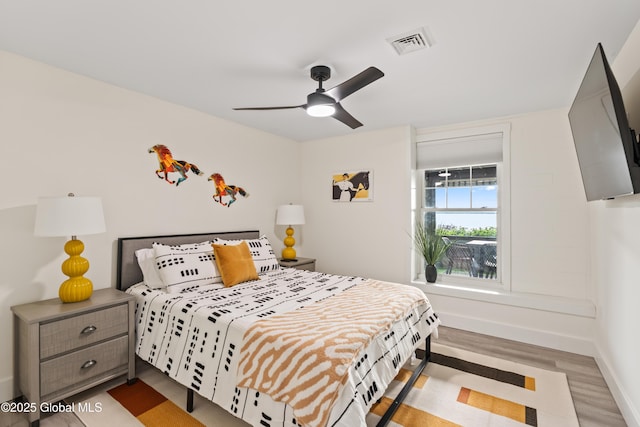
[59,238,93,303]
[281,226,297,260]
[59,277,93,303]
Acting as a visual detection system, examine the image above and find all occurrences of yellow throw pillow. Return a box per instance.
[213,241,259,287]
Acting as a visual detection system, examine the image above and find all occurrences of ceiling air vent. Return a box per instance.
[387,27,432,55]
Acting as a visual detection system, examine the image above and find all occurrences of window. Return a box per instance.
[413,124,510,289]
[422,165,498,280]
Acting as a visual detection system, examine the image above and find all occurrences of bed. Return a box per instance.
[116,230,440,427]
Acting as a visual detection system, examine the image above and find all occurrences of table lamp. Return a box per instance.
[275,204,305,261]
[34,193,106,303]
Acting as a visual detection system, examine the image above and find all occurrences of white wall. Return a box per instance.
[301,111,597,355]
[591,21,640,427]
[0,51,301,402]
[299,126,414,282]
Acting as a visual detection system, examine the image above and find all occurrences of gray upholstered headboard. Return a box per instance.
[116,230,260,291]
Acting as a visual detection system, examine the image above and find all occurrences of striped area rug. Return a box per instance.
[366,343,579,426]
[72,343,578,427]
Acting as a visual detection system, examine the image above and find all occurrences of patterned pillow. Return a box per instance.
[212,236,280,274]
[213,241,259,287]
[135,248,165,289]
[152,241,222,293]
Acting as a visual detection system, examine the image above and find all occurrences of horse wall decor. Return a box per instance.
[149,144,204,186]
[208,173,249,207]
[332,171,372,201]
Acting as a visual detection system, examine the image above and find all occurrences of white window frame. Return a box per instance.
[413,123,511,291]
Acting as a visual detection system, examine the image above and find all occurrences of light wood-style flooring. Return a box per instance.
[1,326,626,426]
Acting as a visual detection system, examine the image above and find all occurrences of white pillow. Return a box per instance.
[152,241,222,293]
[212,236,280,274]
[135,248,165,289]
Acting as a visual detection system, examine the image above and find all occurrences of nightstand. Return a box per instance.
[278,257,316,271]
[11,288,136,427]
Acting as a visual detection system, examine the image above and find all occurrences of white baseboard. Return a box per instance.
[594,344,640,427]
[437,310,596,356]
[0,376,14,403]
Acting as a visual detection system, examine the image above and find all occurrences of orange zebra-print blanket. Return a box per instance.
[236,279,428,427]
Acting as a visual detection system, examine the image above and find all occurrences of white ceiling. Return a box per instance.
[2,1,640,142]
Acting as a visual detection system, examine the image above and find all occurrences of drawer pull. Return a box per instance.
[81,360,97,369]
[81,325,97,335]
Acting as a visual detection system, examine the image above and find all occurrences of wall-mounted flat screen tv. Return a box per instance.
[568,43,640,201]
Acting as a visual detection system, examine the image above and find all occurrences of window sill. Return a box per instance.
[412,280,596,318]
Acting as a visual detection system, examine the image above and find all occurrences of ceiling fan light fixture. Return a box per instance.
[307,104,336,117]
[234,66,383,128]
[306,92,336,117]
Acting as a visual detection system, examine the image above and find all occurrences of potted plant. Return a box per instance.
[413,222,451,283]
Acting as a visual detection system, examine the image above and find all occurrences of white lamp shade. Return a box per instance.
[276,204,305,225]
[35,195,106,237]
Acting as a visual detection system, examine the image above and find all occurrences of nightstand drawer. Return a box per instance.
[40,304,128,359]
[40,335,129,397]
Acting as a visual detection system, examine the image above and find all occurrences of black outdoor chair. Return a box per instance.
[445,243,475,276]
[483,254,497,278]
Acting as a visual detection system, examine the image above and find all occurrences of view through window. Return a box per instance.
[421,164,498,281]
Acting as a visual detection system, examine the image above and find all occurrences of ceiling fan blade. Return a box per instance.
[325,67,384,102]
[332,103,363,129]
[233,105,303,111]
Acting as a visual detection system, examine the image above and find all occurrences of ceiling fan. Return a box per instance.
[233,65,384,129]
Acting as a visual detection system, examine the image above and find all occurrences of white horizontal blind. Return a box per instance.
[417,132,503,169]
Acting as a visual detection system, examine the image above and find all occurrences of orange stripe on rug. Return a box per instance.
[368,366,458,426]
[108,380,205,427]
[525,376,536,391]
[393,367,429,389]
[457,387,537,426]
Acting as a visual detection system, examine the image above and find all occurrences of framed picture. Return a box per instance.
[331,170,373,202]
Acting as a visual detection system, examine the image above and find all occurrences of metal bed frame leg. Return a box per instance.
[184,335,432,424]
[187,388,194,413]
[376,335,431,427]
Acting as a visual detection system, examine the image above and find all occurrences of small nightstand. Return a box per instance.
[11,288,136,427]
[278,257,316,271]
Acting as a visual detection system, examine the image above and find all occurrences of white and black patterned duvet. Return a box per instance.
[126,268,440,427]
